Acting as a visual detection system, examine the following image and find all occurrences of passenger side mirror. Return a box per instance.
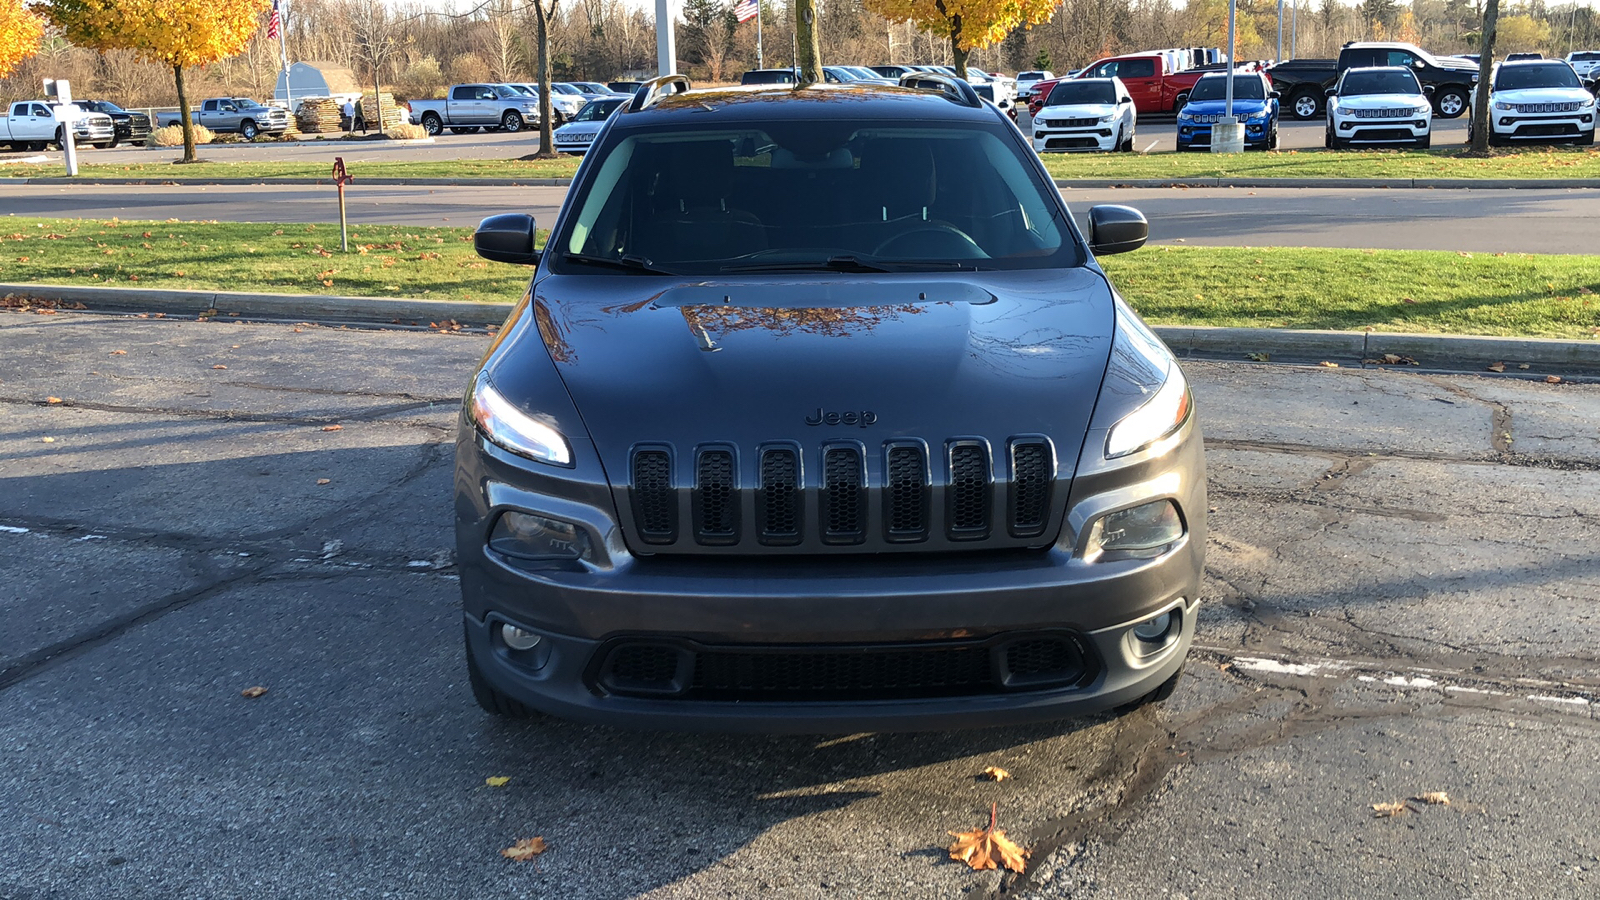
[1424,85,1436,95]
[1324,87,1338,97]
[1086,205,1148,256]
[1269,90,1281,99]
[475,214,540,266]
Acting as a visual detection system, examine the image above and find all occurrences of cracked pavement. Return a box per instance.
[1,310,1597,899]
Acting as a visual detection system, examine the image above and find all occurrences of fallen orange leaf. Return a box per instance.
[1486,362,1506,373]
[316,478,332,485]
[241,686,268,699]
[502,837,547,861]
[1546,375,1563,384]
[45,396,63,404]
[321,424,344,432]
[981,766,1011,782]
[948,803,1028,874]
[212,364,227,370]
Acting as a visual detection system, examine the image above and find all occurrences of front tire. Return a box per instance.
[1416,133,1431,150]
[52,127,65,151]
[1291,90,1321,119]
[420,113,443,135]
[1577,129,1596,146]
[1267,124,1280,150]
[240,120,258,140]
[1120,124,1135,152]
[1435,88,1469,119]
[500,111,524,133]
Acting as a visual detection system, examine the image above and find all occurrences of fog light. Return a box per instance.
[1133,612,1171,641]
[1089,500,1184,556]
[489,511,593,562]
[501,624,543,651]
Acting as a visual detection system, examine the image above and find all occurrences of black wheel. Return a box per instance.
[421,113,443,135]
[1290,90,1321,119]
[500,111,524,133]
[240,120,258,140]
[52,127,65,151]
[1267,124,1280,150]
[1120,124,1135,152]
[1577,129,1596,146]
[1324,127,1339,150]
[1435,87,1469,119]
[1416,133,1431,150]
[465,623,539,718]
[1488,129,1508,147]
[107,135,120,149]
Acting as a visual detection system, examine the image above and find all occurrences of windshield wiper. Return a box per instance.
[561,252,678,276]
[721,255,974,274]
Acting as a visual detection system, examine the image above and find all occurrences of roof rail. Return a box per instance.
[628,74,691,112]
[897,72,982,108]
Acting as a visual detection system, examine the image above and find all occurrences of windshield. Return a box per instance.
[1045,81,1116,106]
[552,83,582,95]
[1571,52,1600,61]
[556,121,1077,275]
[848,67,879,80]
[1495,64,1582,90]
[235,99,266,108]
[1189,75,1267,101]
[1341,70,1422,95]
[574,99,623,122]
[495,86,524,99]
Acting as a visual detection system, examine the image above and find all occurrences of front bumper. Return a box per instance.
[1176,119,1271,148]
[1032,126,1117,152]
[1333,116,1429,143]
[1492,111,1595,140]
[455,414,1206,732]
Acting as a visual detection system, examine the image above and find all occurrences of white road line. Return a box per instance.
[1143,140,1159,153]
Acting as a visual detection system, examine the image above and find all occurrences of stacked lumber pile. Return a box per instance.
[359,92,406,130]
[296,97,342,133]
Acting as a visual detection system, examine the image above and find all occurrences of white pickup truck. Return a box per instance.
[0,100,116,150]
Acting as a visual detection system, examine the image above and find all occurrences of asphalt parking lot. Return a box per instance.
[2,309,1597,899]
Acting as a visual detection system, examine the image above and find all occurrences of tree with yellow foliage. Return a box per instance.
[35,0,267,163]
[1,0,45,78]
[862,0,1057,75]
[1494,15,1551,55]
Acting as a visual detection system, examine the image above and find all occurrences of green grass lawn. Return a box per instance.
[4,144,1599,181]
[4,218,1598,339]
[0,218,534,303]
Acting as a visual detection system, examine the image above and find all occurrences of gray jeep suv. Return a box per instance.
[456,75,1205,732]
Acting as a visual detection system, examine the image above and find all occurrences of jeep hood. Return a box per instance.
[492,269,1115,480]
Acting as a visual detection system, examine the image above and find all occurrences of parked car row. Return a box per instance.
[410,82,636,135]
[154,97,292,138]
[739,65,1017,115]
[0,100,116,150]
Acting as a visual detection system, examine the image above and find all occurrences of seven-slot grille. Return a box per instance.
[1044,116,1099,128]
[1513,101,1582,113]
[1352,107,1417,118]
[627,439,1056,552]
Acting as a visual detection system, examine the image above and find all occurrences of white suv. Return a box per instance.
[1031,77,1136,153]
[1325,66,1432,149]
[1472,60,1597,146]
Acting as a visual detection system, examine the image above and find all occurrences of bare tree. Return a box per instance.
[1470,0,1499,152]
[483,0,523,82]
[349,0,399,130]
[526,0,562,158]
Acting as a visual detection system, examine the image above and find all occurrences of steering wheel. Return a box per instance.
[873,224,987,260]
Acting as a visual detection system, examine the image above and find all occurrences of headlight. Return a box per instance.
[489,511,593,562]
[1176,111,1192,121]
[1583,98,1596,109]
[1098,115,1113,123]
[1089,499,1185,554]
[468,372,573,466]
[1103,308,1192,459]
[1415,105,1432,115]
[1494,100,1514,110]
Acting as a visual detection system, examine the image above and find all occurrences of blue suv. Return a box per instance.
[1175,72,1280,151]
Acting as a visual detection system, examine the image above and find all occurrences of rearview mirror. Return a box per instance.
[475,213,540,266]
[1086,205,1148,256]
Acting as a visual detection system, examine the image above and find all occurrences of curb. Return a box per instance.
[0,283,513,326]
[5,282,1597,371]
[2,175,1595,190]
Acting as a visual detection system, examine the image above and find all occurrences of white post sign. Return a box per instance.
[44,79,80,177]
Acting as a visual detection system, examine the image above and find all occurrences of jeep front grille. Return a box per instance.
[620,437,1059,554]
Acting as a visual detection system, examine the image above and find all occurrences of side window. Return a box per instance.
[30,104,47,117]
[451,86,474,101]
[478,88,496,100]
[1386,50,1416,68]
[1123,59,1156,78]
[1091,61,1117,78]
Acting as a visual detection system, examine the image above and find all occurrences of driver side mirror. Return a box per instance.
[1269,90,1281,99]
[475,214,540,266]
[1087,205,1148,256]
[1325,87,1338,97]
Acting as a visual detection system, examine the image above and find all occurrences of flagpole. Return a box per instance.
[756,2,763,70]
[276,0,291,110]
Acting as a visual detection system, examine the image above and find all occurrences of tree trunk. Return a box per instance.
[795,0,822,83]
[950,14,968,76]
[1470,0,1499,153]
[534,1,556,158]
[173,64,196,163]
[373,72,383,133]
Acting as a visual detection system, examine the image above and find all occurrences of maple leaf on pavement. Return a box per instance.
[502,837,547,861]
[948,803,1028,874]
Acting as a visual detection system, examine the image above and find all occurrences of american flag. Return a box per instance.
[734,0,758,23]
[266,0,282,40]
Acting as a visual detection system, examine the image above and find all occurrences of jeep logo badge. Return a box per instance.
[805,408,877,428]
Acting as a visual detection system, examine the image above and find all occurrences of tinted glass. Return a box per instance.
[558,121,1078,274]
[496,86,521,99]
[552,83,582,95]
[1189,75,1267,101]
[1046,81,1116,105]
[1571,52,1600,61]
[1341,70,1422,95]
[1120,59,1156,78]
[452,86,474,100]
[574,98,624,121]
[1495,64,1581,90]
